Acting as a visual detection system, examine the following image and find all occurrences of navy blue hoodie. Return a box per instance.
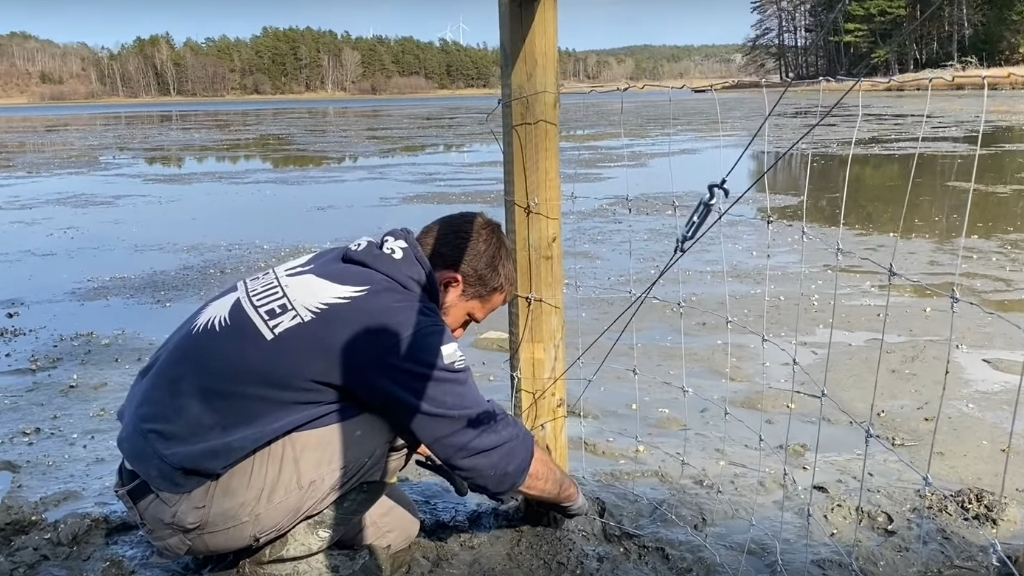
[115,228,535,498]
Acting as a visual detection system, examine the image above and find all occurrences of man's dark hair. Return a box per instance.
[416,212,516,303]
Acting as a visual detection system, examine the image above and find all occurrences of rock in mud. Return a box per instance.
[0,325,29,340]
[785,442,809,458]
[471,331,509,353]
[651,413,686,431]
[566,403,600,420]
[983,357,1024,378]
[0,460,22,473]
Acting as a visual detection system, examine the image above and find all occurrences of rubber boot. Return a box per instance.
[363,543,414,576]
[245,481,390,567]
[236,549,371,576]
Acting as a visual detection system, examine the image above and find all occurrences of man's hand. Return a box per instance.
[515,441,580,504]
[549,481,590,518]
[520,479,603,528]
[416,444,433,458]
[503,442,604,528]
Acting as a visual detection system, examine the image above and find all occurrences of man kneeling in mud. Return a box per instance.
[112,211,590,573]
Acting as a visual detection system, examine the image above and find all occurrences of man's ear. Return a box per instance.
[436,270,464,293]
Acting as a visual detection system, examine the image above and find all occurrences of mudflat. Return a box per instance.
[2,89,1024,575]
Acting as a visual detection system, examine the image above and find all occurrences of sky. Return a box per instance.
[3,0,756,50]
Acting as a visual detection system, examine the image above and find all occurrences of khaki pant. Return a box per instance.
[113,413,420,560]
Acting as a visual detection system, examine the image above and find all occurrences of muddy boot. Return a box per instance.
[246,481,390,566]
[237,549,371,576]
[361,544,414,576]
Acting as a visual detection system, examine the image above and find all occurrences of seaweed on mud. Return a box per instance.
[921,486,1009,529]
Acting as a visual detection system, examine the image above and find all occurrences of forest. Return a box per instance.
[0,0,1021,102]
[745,0,1024,79]
[0,28,743,101]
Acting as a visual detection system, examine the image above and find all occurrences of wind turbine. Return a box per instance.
[456,15,469,45]
[437,24,454,42]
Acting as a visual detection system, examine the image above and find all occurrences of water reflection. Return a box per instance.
[757,126,1024,241]
[144,154,343,169]
[377,143,467,156]
[881,280,1024,314]
[140,142,469,170]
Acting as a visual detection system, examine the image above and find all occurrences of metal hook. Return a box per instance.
[678,179,730,249]
[706,179,730,203]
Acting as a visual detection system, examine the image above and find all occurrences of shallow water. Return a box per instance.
[3,89,1024,575]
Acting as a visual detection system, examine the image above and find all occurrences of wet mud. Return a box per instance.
[4,90,1024,575]
[2,474,1018,576]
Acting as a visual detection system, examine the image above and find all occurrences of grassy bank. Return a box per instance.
[561,66,1024,93]
[1,66,1019,107]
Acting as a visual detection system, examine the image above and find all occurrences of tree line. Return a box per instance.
[0,27,744,102]
[0,29,501,100]
[2,4,1021,103]
[559,44,745,83]
[745,0,1024,79]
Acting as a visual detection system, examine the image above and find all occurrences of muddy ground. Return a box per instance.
[3,89,1024,575]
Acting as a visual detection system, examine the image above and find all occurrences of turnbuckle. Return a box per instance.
[678,179,730,251]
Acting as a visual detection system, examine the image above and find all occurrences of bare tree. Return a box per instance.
[321,47,337,93]
[155,36,177,97]
[339,46,362,92]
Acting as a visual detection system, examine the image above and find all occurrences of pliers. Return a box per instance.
[414,453,469,497]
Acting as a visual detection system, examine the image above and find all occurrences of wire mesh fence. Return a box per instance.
[484,73,1024,576]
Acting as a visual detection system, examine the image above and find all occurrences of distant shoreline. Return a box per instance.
[1,67,1019,108]
[561,66,1024,93]
[0,88,501,107]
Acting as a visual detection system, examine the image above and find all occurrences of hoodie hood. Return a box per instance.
[340,228,440,306]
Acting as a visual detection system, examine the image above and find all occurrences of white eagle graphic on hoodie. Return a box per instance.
[191,251,369,341]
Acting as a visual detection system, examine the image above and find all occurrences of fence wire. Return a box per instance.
[485,70,1024,576]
